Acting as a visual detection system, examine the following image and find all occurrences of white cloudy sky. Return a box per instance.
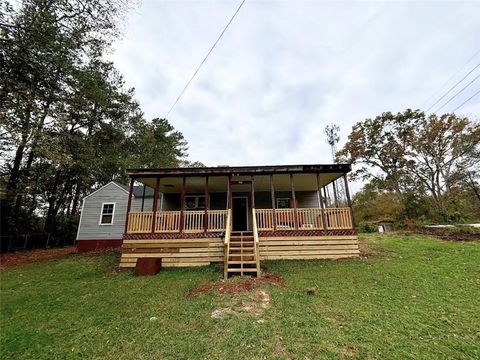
[110,0,480,179]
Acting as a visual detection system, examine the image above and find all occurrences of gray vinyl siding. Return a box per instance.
[296,191,321,208]
[131,197,153,211]
[252,191,320,209]
[160,191,320,211]
[77,183,156,241]
[77,183,129,240]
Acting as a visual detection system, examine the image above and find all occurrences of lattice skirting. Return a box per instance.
[124,232,224,240]
[258,229,356,237]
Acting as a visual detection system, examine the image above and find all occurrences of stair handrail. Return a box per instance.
[224,209,232,279]
[224,208,232,245]
[252,208,259,244]
[252,208,261,276]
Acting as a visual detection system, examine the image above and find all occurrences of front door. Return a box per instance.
[232,197,248,231]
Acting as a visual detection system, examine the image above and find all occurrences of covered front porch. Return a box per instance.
[120,164,358,272]
[124,165,354,235]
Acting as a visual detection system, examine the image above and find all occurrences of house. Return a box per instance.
[76,182,154,252]
[118,164,359,278]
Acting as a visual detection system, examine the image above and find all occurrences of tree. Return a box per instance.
[340,109,480,222]
[405,113,480,215]
[0,0,198,243]
[337,109,423,194]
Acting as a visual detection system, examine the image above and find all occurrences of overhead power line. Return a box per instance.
[434,73,480,113]
[421,48,480,108]
[426,62,480,112]
[452,88,480,113]
[164,0,247,118]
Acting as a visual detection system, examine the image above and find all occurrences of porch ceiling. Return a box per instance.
[135,172,344,193]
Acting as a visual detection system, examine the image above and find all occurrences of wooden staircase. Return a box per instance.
[225,232,259,276]
[224,210,261,279]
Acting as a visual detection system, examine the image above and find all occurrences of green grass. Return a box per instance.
[1,234,479,359]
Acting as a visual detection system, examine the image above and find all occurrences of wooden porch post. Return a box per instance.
[332,180,339,207]
[179,176,186,233]
[317,173,328,229]
[141,184,146,211]
[343,174,355,229]
[250,176,255,208]
[270,174,276,231]
[323,186,329,208]
[290,173,298,230]
[227,175,232,209]
[204,176,209,232]
[151,177,160,233]
[124,177,134,234]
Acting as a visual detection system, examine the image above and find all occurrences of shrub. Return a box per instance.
[357,221,378,233]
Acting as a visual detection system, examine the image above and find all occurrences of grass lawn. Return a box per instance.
[1,234,479,359]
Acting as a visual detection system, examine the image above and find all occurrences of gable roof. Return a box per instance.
[83,181,129,200]
[83,181,155,201]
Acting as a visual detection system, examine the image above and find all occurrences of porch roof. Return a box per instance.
[127,163,351,178]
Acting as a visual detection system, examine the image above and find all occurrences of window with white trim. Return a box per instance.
[100,203,115,225]
[276,198,291,209]
[184,195,206,210]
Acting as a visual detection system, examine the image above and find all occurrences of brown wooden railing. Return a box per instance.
[255,208,353,230]
[127,210,228,234]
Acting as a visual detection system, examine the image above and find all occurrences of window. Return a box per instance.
[185,195,206,210]
[276,198,291,209]
[100,203,115,225]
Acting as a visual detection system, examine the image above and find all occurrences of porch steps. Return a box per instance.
[225,231,260,278]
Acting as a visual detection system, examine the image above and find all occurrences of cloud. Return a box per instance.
[109,0,480,191]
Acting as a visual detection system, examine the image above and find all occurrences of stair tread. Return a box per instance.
[227,268,259,272]
[225,228,260,277]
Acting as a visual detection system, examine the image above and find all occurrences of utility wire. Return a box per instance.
[421,48,480,108]
[164,0,247,118]
[426,62,480,112]
[452,88,480,113]
[434,73,480,113]
[427,63,480,111]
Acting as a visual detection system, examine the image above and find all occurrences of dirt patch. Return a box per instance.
[357,239,383,258]
[188,282,216,298]
[188,274,285,298]
[339,345,359,359]
[210,289,270,319]
[414,228,480,242]
[0,246,76,268]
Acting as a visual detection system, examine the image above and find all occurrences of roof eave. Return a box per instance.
[127,163,352,178]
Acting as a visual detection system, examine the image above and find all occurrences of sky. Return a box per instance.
[109,0,480,191]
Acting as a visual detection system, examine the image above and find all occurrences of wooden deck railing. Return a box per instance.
[127,211,153,233]
[208,210,229,231]
[255,208,353,230]
[155,211,181,232]
[127,208,352,234]
[127,210,228,234]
